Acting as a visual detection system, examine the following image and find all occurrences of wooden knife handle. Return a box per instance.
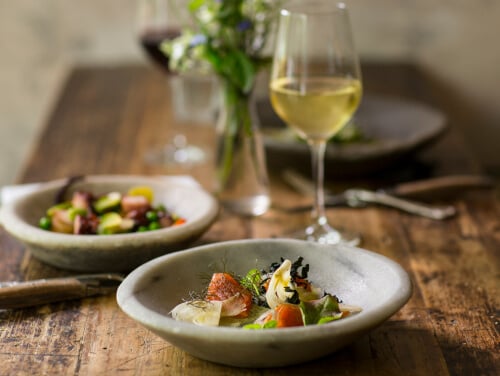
[391,175,494,199]
[0,278,88,309]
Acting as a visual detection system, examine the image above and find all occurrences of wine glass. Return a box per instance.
[136,0,215,166]
[270,1,363,245]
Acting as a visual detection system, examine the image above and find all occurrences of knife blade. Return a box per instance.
[381,174,494,199]
[283,169,493,199]
[0,273,124,309]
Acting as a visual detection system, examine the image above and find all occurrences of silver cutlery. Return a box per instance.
[342,188,456,220]
[279,169,493,219]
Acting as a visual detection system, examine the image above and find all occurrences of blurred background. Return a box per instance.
[1,0,499,187]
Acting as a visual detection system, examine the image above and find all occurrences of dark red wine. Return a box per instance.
[139,28,181,74]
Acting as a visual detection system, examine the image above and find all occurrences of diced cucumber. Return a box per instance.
[93,192,122,213]
[46,202,71,217]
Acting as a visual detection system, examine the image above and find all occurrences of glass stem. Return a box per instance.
[309,140,328,226]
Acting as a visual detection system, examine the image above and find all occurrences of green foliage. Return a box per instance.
[161,1,283,186]
[162,0,283,95]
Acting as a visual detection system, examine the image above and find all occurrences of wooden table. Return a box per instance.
[0,63,498,375]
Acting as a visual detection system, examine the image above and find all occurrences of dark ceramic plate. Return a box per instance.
[258,95,447,177]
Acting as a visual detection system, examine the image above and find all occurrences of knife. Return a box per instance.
[0,273,124,309]
[279,170,493,216]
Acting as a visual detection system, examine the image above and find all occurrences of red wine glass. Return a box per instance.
[136,0,214,166]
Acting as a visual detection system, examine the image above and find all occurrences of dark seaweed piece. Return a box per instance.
[263,257,310,280]
[266,257,286,274]
[284,286,300,304]
[290,257,309,279]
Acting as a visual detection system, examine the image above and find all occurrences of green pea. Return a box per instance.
[148,221,161,231]
[138,226,149,232]
[39,216,51,230]
[145,211,158,222]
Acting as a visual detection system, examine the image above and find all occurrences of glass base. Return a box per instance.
[221,194,271,217]
[145,135,206,166]
[287,222,361,246]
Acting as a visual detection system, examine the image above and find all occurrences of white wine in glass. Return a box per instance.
[270,1,363,245]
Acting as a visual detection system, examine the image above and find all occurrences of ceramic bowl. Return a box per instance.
[0,175,219,272]
[117,238,412,368]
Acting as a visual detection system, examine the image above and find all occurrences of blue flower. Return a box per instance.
[237,19,252,31]
[190,34,207,47]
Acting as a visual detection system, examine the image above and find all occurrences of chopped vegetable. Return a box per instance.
[97,212,134,235]
[330,121,366,144]
[171,258,361,329]
[171,300,222,326]
[127,186,154,203]
[265,259,297,309]
[38,185,186,235]
[93,192,122,213]
[300,295,343,325]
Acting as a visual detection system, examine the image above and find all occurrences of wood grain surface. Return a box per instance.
[0,63,498,375]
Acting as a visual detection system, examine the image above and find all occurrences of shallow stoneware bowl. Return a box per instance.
[117,238,412,368]
[0,175,219,272]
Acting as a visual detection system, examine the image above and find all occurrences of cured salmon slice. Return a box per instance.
[206,273,253,318]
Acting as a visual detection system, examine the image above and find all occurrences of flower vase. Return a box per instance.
[215,83,271,216]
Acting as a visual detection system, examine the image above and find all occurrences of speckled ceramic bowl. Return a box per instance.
[117,239,412,368]
[0,175,219,272]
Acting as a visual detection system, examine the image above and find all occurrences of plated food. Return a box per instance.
[39,183,185,235]
[171,257,361,329]
[117,239,412,367]
[0,175,218,272]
